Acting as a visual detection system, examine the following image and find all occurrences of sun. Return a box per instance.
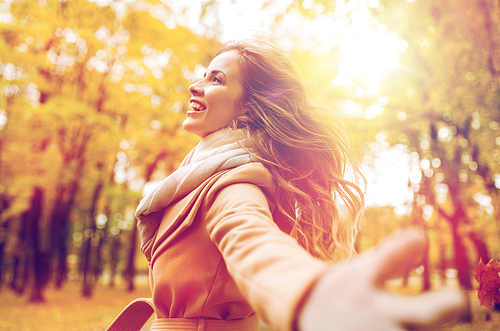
[334,25,408,95]
[341,29,406,79]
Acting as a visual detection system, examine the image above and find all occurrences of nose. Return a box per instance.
[189,81,203,96]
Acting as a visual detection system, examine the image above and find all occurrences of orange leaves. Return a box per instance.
[474,259,500,310]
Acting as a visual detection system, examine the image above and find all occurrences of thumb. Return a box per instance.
[367,228,427,286]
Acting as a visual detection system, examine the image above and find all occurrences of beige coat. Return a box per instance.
[146,162,328,330]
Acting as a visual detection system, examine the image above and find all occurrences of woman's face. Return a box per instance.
[183,50,245,138]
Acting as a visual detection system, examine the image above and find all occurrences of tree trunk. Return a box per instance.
[94,166,115,284]
[46,182,65,287]
[108,234,121,288]
[410,186,431,292]
[51,176,84,289]
[449,221,472,289]
[437,241,448,284]
[421,239,431,292]
[124,221,138,292]
[9,213,28,294]
[81,181,104,298]
[443,180,473,290]
[478,0,500,78]
[26,187,45,303]
[93,222,108,282]
[0,217,10,290]
[53,224,68,289]
[9,254,21,293]
[47,124,91,289]
[468,231,490,263]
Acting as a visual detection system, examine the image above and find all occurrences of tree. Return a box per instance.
[0,0,221,295]
[344,0,500,288]
[25,186,45,303]
[278,0,500,289]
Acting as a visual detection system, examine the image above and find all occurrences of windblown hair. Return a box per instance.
[218,38,365,260]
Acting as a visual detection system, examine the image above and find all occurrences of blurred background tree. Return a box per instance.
[0,0,498,302]
[0,0,217,299]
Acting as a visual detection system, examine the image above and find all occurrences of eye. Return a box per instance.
[213,76,222,84]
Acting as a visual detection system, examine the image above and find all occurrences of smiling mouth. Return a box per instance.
[190,102,206,112]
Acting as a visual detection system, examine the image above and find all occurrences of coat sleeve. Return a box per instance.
[204,182,329,331]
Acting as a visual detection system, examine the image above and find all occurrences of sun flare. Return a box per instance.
[334,26,408,93]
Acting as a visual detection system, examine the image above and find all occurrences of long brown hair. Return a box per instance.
[219,38,364,260]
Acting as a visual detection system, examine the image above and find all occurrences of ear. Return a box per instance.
[234,110,258,126]
[237,107,248,116]
[234,101,253,121]
[234,100,247,116]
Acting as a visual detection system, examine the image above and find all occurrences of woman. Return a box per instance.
[107,39,468,331]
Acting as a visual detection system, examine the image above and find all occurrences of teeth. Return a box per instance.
[190,102,206,111]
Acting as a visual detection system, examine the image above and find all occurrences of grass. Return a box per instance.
[0,281,152,331]
[385,280,500,331]
[437,291,500,331]
[0,279,499,330]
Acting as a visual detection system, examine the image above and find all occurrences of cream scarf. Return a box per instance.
[136,128,256,256]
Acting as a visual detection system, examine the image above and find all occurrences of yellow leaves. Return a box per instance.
[1,0,226,210]
[0,24,23,49]
[41,96,91,118]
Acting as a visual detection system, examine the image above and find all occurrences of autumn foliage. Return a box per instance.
[0,0,499,308]
[474,259,500,311]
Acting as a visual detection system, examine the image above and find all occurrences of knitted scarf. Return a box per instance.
[135,128,256,258]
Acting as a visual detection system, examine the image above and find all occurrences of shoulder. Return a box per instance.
[204,162,276,206]
[218,162,274,188]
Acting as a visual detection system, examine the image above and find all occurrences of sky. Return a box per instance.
[362,149,414,211]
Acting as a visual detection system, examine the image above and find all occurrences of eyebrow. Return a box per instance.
[204,70,226,79]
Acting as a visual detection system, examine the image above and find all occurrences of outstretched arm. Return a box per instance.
[297,229,470,331]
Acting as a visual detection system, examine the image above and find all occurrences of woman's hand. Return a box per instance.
[297,229,470,331]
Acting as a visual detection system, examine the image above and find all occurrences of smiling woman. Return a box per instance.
[183,50,246,138]
[107,38,468,331]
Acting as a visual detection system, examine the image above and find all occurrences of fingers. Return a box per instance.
[297,232,469,331]
[297,264,406,331]
[366,228,427,286]
[389,290,471,329]
[363,229,470,329]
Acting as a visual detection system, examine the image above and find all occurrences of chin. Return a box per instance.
[182,120,196,134]
[182,125,204,138]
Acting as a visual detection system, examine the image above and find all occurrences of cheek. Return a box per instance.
[212,94,240,117]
